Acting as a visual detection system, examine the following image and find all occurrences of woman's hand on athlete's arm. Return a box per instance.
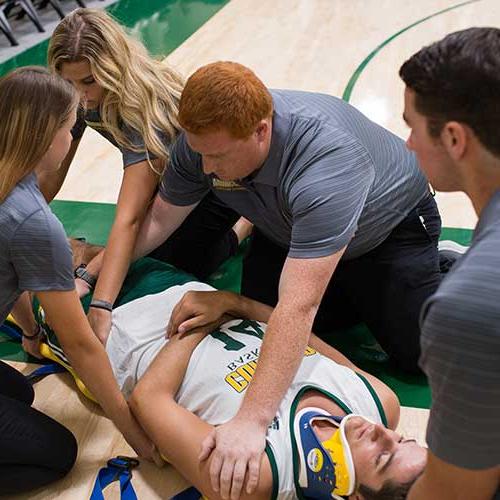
[86,159,160,344]
[36,288,162,465]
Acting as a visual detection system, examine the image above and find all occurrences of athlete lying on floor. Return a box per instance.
[33,243,426,500]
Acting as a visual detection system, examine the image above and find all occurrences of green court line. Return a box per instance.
[342,0,481,102]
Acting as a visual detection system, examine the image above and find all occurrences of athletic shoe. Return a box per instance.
[438,239,468,274]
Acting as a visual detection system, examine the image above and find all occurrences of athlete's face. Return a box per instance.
[185,122,271,181]
[345,416,427,496]
[60,60,104,110]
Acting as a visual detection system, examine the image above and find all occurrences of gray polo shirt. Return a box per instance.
[0,173,74,325]
[420,190,500,481]
[71,108,169,168]
[160,90,429,259]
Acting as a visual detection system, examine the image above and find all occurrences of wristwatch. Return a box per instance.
[74,263,97,289]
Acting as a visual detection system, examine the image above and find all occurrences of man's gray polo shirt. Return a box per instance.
[0,173,74,325]
[420,190,500,485]
[160,90,429,259]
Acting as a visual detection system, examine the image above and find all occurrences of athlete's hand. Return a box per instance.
[88,307,112,345]
[122,412,165,468]
[199,416,267,500]
[75,277,92,298]
[167,290,236,338]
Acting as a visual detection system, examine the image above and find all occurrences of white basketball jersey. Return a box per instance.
[107,284,386,499]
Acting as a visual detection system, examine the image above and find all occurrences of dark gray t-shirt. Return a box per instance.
[420,191,500,482]
[0,173,74,325]
[160,90,429,259]
[71,108,167,168]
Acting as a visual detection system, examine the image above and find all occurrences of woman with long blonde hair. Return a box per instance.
[45,8,242,344]
[0,67,159,493]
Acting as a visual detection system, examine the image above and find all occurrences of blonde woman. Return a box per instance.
[0,67,159,479]
[45,8,242,345]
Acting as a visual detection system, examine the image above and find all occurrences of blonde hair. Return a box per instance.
[0,66,78,203]
[48,8,184,171]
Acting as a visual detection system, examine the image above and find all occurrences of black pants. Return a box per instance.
[149,192,240,279]
[241,195,442,373]
[0,361,77,495]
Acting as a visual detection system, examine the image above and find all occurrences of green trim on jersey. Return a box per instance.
[288,385,353,500]
[355,372,388,427]
[265,445,279,500]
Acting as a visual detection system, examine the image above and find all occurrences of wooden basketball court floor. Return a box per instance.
[3,0,499,498]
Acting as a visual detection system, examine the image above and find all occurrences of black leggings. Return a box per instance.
[0,361,77,495]
[149,192,240,279]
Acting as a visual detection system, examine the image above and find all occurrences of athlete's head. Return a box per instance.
[296,411,426,500]
[346,416,426,499]
[0,66,78,202]
[399,27,500,192]
[179,61,273,181]
[48,8,184,165]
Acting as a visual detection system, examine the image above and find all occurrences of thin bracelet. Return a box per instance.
[89,299,113,312]
[22,324,42,340]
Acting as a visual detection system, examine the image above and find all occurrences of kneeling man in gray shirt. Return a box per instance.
[401,27,500,500]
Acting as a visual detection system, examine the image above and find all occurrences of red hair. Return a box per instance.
[179,61,273,139]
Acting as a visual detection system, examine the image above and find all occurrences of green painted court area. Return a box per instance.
[0,198,474,409]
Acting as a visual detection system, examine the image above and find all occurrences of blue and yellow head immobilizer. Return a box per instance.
[294,408,361,499]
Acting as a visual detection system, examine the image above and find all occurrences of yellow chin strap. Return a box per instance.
[321,419,356,496]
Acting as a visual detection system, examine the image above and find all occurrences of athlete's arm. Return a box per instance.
[167,290,273,337]
[37,137,81,202]
[408,451,499,500]
[36,289,159,463]
[129,332,272,500]
[167,289,400,429]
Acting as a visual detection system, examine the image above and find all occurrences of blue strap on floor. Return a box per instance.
[0,322,22,341]
[25,363,66,383]
[90,456,139,500]
[171,487,204,499]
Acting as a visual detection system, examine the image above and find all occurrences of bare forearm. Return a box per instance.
[90,219,141,303]
[10,292,37,334]
[140,332,205,396]
[38,291,138,432]
[215,292,274,323]
[238,304,314,426]
[63,336,136,430]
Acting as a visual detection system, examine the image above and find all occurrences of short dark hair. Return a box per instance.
[399,27,500,157]
[358,478,415,500]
